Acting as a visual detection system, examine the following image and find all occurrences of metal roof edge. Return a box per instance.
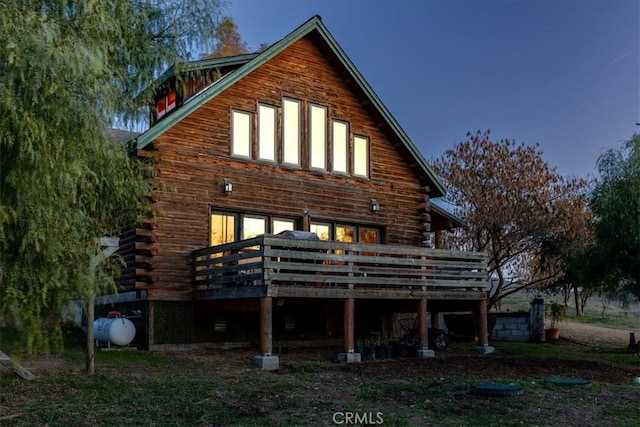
[150,53,259,92]
[429,200,466,228]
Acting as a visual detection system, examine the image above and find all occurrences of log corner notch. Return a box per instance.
[418,186,432,245]
[252,296,280,370]
[337,297,361,363]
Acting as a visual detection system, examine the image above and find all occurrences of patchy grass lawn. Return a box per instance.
[1,335,639,426]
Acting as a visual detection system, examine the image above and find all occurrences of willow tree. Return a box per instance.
[0,0,223,355]
[433,130,590,308]
[590,134,640,301]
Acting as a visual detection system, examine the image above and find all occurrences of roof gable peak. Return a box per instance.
[134,15,445,197]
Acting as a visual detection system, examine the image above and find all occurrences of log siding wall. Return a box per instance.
[140,36,431,292]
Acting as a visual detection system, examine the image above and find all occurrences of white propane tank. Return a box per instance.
[94,317,136,346]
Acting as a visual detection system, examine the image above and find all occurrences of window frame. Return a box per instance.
[241,215,268,240]
[229,101,370,178]
[282,98,302,166]
[309,103,328,171]
[258,103,277,162]
[272,218,296,235]
[210,209,299,245]
[156,90,177,120]
[231,109,253,158]
[310,221,382,244]
[332,120,349,174]
[210,212,236,246]
[309,221,331,241]
[353,135,370,178]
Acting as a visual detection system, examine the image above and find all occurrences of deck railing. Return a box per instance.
[193,235,488,292]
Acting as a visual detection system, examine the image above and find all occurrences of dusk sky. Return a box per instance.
[226,0,639,179]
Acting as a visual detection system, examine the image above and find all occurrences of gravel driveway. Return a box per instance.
[560,321,638,346]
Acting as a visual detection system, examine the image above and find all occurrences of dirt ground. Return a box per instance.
[10,320,640,378]
[3,321,640,426]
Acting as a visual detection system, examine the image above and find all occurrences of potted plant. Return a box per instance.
[545,301,567,340]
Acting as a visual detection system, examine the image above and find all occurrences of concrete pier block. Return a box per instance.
[476,345,495,355]
[252,355,280,370]
[417,348,435,359]
[337,352,362,363]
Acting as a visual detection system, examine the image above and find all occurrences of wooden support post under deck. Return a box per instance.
[343,298,355,352]
[260,297,273,355]
[431,311,440,330]
[253,296,279,370]
[417,298,434,358]
[417,299,428,349]
[477,298,488,346]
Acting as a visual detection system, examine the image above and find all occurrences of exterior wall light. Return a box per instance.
[371,199,380,213]
[223,179,233,194]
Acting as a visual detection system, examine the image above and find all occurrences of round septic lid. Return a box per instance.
[472,383,524,397]
[546,377,591,387]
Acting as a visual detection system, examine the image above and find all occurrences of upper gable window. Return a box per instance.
[228,101,370,179]
[332,120,349,174]
[231,110,252,157]
[282,98,301,165]
[157,90,176,120]
[309,104,327,170]
[353,135,369,178]
[258,104,277,162]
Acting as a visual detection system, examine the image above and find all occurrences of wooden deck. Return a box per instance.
[193,235,488,301]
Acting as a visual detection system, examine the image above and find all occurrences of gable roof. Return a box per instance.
[134,15,446,197]
[151,53,260,92]
[429,200,466,230]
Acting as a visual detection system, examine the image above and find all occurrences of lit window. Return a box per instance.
[282,99,301,165]
[310,222,330,241]
[309,104,327,170]
[232,110,252,157]
[336,225,355,243]
[335,225,355,255]
[242,216,266,240]
[273,219,295,234]
[360,228,379,244]
[332,120,348,173]
[258,104,277,161]
[353,135,369,177]
[210,213,236,246]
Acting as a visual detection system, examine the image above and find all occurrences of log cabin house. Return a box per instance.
[104,16,491,367]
